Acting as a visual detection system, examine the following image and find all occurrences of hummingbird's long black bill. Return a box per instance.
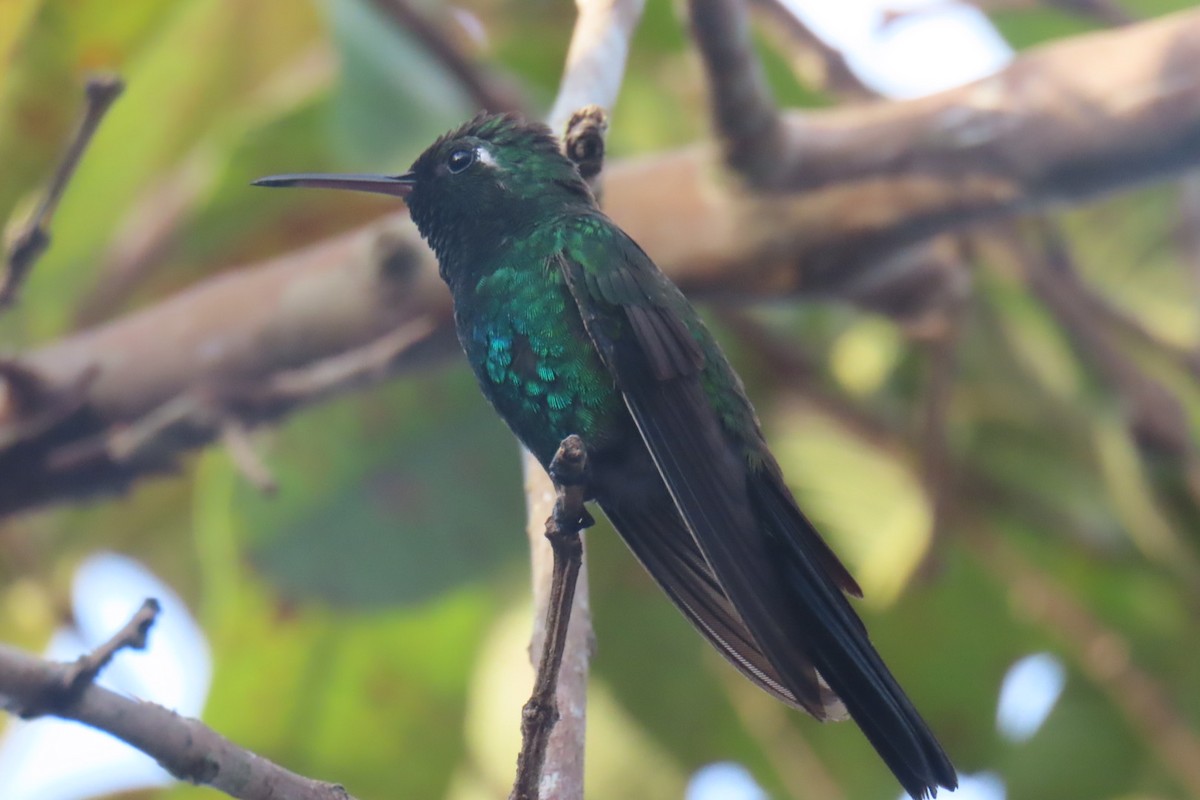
[252,171,416,199]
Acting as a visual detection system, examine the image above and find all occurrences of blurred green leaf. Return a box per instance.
[246,365,527,608]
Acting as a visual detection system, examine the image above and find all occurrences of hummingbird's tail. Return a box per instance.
[597,470,956,799]
[748,476,958,798]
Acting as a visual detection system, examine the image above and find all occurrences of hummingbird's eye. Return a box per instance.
[447,148,475,174]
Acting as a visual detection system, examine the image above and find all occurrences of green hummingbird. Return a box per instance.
[255,113,957,798]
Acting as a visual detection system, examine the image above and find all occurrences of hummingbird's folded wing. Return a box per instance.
[556,220,956,799]
[555,228,838,715]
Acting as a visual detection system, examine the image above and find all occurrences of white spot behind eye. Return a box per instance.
[475,145,498,168]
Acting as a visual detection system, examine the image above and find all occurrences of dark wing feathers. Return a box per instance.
[625,305,704,381]
[558,240,833,715]
[601,500,834,711]
[556,218,956,798]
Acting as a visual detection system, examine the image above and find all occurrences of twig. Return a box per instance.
[749,0,872,99]
[508,106,612,800]
[220,419,278,495]
[512,4,643,797]
[10,598,160,719]
[1018,222,1196,461]
[546,0,646,135]
[0,604,358,800]
[687,0,784,185]
[1,75,124,311]
[42,321,432,479]
[512,436,594,800]
[367,0,524,113]
[917,273,968,569]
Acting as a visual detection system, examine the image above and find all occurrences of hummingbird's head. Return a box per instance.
[254,113,594,277]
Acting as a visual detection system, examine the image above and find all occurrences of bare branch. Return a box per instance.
[521,450,593,800]
[772,9,1200,194]
[10,599,160,719]
[750,0,873,99]
[0,606,359,800]
[688,0,784,184]
[1012,223,1196,462]
[547,0,646,135]
[512,437,593,800]
[367,0,525,113]
[1,76,124,312]
[220,420,278,495]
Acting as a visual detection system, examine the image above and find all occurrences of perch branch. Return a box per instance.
[512,437,594,800]
[688,0,785,184]
[513,2,642,797]
[516,3,643,796]
[0,603,358,800]
[1,75,124,311]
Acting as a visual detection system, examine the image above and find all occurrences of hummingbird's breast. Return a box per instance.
[453,259,630,467]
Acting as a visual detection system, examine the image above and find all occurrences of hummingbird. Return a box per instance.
[255,112,957,798]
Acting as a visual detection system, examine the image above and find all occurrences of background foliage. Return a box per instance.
[2,1,1199,798]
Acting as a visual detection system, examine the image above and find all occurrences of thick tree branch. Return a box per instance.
[0,605,358,800]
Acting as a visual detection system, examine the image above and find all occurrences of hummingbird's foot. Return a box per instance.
[548,434,589,487]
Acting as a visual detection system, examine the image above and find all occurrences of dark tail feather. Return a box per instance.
[750,477,958,798]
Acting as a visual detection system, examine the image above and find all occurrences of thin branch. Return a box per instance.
[750,0,872,100]
[1,75,124,311]
[10,598,160,719]
[916,280,967,568]
[1017,223,1196,461]
[687,0,785,185]
[547,0,646,135]
[0,604,358,800]
[513,437,593,800]
[509,104,611,800]
[367,0,525,113]
[220,420,278,495]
